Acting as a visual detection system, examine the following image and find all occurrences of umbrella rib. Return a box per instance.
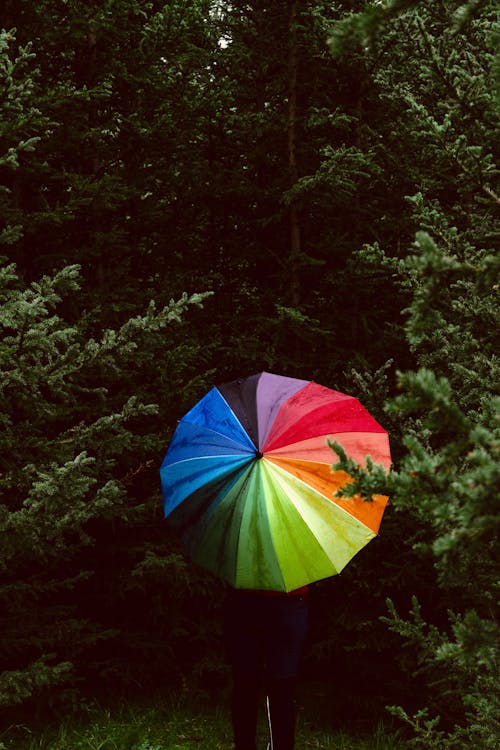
[166,453,254,463]
[179,418,257,452]
[163,455,255,472]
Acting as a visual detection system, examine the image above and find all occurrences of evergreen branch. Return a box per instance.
[0,657,74,707]
[482,183,500,204]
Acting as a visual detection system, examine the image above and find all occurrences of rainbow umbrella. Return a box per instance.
[160,372,391,592]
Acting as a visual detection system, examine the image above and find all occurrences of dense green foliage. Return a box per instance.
[328,1,499,746]
[0,0,498,747]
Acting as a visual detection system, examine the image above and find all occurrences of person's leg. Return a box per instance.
[231,670,261,750]
[225,590,265,750]
[265,595,309,750]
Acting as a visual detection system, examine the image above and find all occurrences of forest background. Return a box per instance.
[0,1,498,748]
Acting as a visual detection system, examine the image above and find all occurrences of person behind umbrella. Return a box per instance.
[160,373,391,747]
[225,583,309,750]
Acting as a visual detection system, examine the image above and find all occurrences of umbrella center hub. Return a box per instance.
[255,450,264,459]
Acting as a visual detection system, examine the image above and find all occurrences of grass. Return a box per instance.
[0,691,407,750]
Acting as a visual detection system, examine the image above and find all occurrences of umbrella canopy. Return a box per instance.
[160,372,391,592]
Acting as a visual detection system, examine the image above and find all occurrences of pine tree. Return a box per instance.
[0,255,211,708]
[0,36,212,701]
[328,1,499,745]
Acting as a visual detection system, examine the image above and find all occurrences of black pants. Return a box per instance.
[225,589,309,750]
